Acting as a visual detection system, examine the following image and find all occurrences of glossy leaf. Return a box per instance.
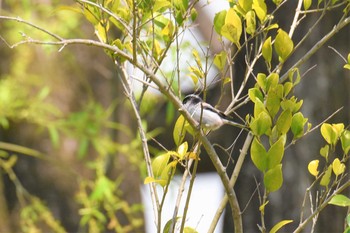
[264,164,283,192]
[291,112,308,139]
[239,0,253,12]
[246,10,256,35]
[341,130,350,154]
[177,142,188,160]
[250,111,272,136]
[251,137,268,171]
[329,194,350,207]
[262,37,272,66]
[257,73,267,92]
[274,29,294,62]
[276,109,292,134]
[248,88,264,103]
[270,220,293,233]
[303,0,312,10]
[252,0,267,22]
[266,87,281,118]
[152,153,171,177]
[321,123,343,146]
[221,8,242,46]
[332,158,345,176]
[266,73,279,92]
[267,136,285,170]
[214,10,226,35]
[308,160,319,177]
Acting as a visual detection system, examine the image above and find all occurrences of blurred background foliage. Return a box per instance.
[0,0,148,232]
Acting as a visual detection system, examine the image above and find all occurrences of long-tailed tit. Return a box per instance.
[182,94,247,130]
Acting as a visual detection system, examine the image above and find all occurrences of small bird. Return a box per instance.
[182,94,247,130]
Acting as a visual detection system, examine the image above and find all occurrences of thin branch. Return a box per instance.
[208,132,254,233]
[281,15,350,82]
[115,62,160,228]
[293,180,350,233]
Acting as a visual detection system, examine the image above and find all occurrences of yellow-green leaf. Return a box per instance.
[276,109,292,134]
[321,123,341,146]
[264,164,283,192]
[308,160,319,177]
[267,136,285,170]
[274,29,294,62]
[332,158,345,176]
[221,8,242,46]
[251,137,268,171]
[177,141,188,160]
[250,111,272,136]
[252,0,267,22]
[329,194,350,207]
[320,145,329,161]
[270,220,293,233]
[239,0,253,12]
[262,37,272,66]
[214,51,227,71]
[246,10,256,35]
[320,165,332,187]
[152,153,171,177]
[303,0,312,10]
[341,130,350,154]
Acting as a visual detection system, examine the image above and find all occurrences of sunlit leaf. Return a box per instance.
[250,111,272,136]
[274,29,294,62]
[262,37,272,67]
[256,73,267,92]
[329,194,350,207]
[152,153,171,177]
[308,160,319,177]
[177,142,188,160]
[341,130,350,154]
[248,88,264,103]
[270,220,293,233]
[276,109,292,134]
[239,0,253,12]
[252,0,267,22]
[264,164,283,192]
[332,158,345,176]
[321,123,342,146]
[214,10,227,34]
[246,10,256,35]
[183,227,198,233]
[251,137,268,171]
[266,73,279,92]
[221,8,242,46]
[291,112,308,139]
[267,136,285,170]
[303,0,312,10]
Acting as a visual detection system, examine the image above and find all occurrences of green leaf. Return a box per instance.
[267,136,285,170]
[246,10,256,35]
[274,29,294,62]
[303,0,312,10]
[321,123,344,146]
[256,73,267,92]
[266,73,279,92]
[250,111,272,136]
[270,220,293,233]
[221,8,242,46]
[283,82,293,97]
[251,137,268,171]
[160,160,177,186]
[213,10,227,35]
[320,145,329,161]
[266,87,282,119]
[276,109,292,134]
[291,112,308,139]
[152,153,171,177]
[288,68,301,85]
[239,0,253,12]
[329,194,350,207]
[341,130,350,154]
[262,37,272,67]
[214,51,227,71]
[264,164,283,192]
[173,115,192,146]
[248,88,264,103]
[253,98,266,118]
[320,165,332,187]
[252,0,267,22]
[177,142,188,160]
